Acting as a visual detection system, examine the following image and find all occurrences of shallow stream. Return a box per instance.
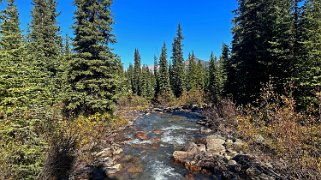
[110,112,214,180]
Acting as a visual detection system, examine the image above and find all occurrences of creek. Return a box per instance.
[110,112,214,180]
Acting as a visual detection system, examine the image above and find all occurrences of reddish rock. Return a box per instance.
[173,151,193,163]
[153,129,162,134]
[135,132,148,140]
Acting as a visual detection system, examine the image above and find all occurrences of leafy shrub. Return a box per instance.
[237,83,321,177]
[174,89,205,107]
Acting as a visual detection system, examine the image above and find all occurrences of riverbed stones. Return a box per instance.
[135,131,148,140]
[128,166,144,173]
[200,127,212,134]
[228,160,237,166]
[173,151,194,163]
[106,164,122,174]
[206,135,226,155]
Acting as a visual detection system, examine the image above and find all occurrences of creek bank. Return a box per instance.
[173,135,283,179]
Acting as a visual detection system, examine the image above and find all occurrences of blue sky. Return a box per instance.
[4,0,237,67]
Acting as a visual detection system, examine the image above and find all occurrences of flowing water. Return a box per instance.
[110,112,214,180]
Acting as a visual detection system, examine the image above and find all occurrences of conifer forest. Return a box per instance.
[1,0,321,179]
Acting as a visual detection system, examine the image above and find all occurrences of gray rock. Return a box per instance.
[228,160,238,166]
[200,127,212,134]
[225,139,234,149]
[96,148,112,158]
[102,157,114,167]
[106,164,122,174]
[246,167,261,177]
[206,135,226,155]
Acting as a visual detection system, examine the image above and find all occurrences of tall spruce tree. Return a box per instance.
[30,0,62,103]
[0,1,46,178]
[268,0,295,92]
[154,55,160,97]
[206,53,220,103]
[0,0,24,113]
[296,0,321,110]
[65,0,119,116]
[171,24,185,97]
[133,49,141,96]
[186,53,198,90]
[229,0,296,104]
[157,43,173,101]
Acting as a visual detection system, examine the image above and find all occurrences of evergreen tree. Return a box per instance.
[196,59,206,89]
[268,0,295,92]
[65,0,119,116]
[154,55,160,97]
[64,33,71,56]
[157,43,173,101]
[229,0,296,104]
[0,1,46,177]
[186,53,198,90]
[171,24,185,97]
[127,63,134,94]
[220,43,230,87]
[296,0,321,109]
[140,65,155,99]
[206,53,220,103]
[133,48,141,96]
[30,0,62,103]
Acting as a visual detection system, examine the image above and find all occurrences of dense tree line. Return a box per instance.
[226,0,321,112]
[0,0,122,178]
[126,25,225,105]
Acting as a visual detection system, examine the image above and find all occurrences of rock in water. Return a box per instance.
[173,151,194,163]
[135,131,148,140]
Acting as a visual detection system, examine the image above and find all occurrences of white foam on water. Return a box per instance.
[152,161,183,180]
[161,125,198,132]
[126,139,153,145]
[161,131,186,145]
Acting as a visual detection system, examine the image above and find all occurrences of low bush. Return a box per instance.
[117,94,150,111]
[237,84,321,177]
[173,89,205,107]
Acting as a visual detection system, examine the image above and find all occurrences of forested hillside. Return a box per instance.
[1,0,321,179]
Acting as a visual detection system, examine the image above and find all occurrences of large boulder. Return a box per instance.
[206,135,226,155]
[173,151,194,163]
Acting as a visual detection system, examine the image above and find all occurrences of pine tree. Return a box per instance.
[186,53,198,90]
[196,59,206,89]
[127,63,134,94]
[154,55,160,97]
[0,0,27,113]
[296,0,321,110]
[206,53,220,103]
[133,49,141,96]
[0,1,46,177]
[171,24,185,97]
[268,0,295,92]
[220,43,230,87]
[229,0,296,104]
[29,0,62,103]
[140,65,155,99]
[65,0,119,116]
[157,43,173,101]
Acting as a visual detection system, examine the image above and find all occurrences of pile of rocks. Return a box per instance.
[173,135,281,179]
[94,143,124,175]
